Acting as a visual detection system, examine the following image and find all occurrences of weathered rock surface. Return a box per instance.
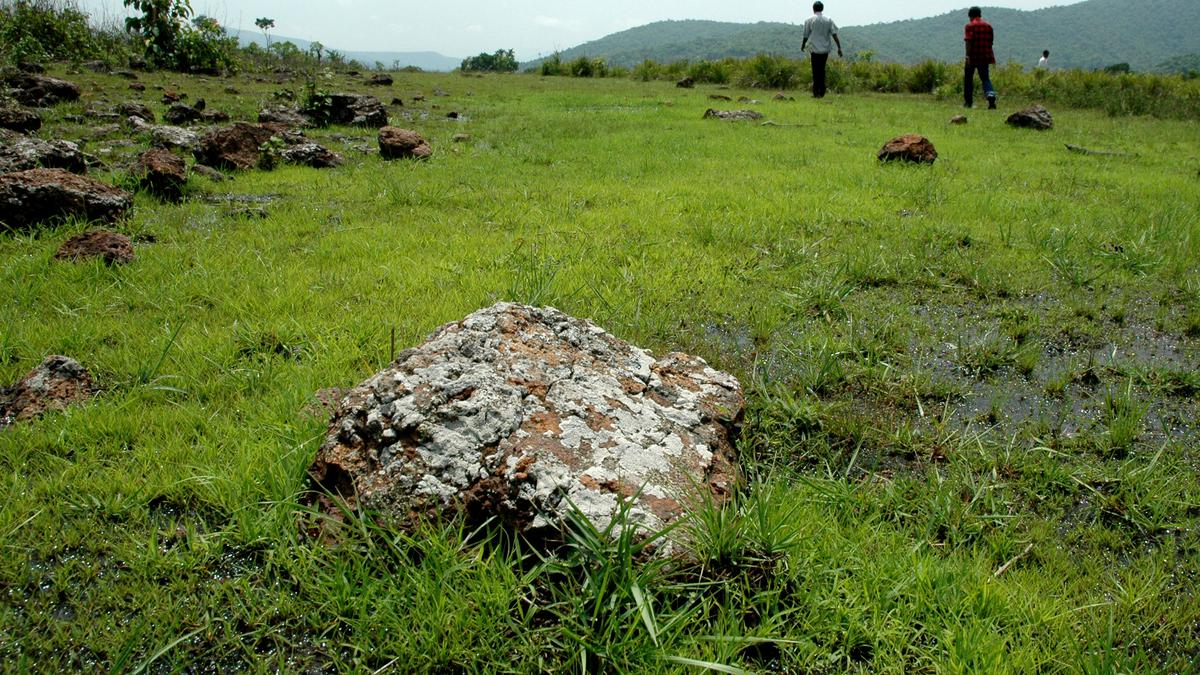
[703,109,764,121]
[307,303,743,541]
[367,74,394,86]
[1,356,95,428]
[0,129,87,174]
[193,123,276,170]
[281,143,344,168]
[4,74,81,106]
[163,103,201,125]
[708,94,732,102]
[0,107,41,133]
[773,92,795,101]
[135,148,187,199]
[877,134,938,164]
[54,230,135,264]
[676,77,695,89]
[1006,104,1053,130]
[949,115,968,125]
[258,105,309,127]
[119,101,155,125]
[302,93,388,127]
[0,168,131,229]
[148,124,199,150]
[378,126,431,160]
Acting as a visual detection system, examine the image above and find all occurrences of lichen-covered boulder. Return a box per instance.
[0,168,131,230]
[877,134,938,164]
[0,356,95,428]
[307,303,743,541]
[0,129,87,175]
[282,142,343,168]
[193,123,276,170]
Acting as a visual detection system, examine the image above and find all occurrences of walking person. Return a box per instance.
[801,1,842,98]
[1037,49,1050,68]
[963,6,997,109]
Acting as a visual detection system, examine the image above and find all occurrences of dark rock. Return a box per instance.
[224,86,240,94]
[128,57,147,70]
[83,60,107,73]
[163,103,201,125]
[1006,104,1053,130]
[4,74,81,106]
[189,164,227,182]
[17,62,45,74]
[446,111,460,119]
[200,110,231,123]
[0,356,95,428]
[877,134,938,164]
[412,94,425,102]
[281,143,344,168]
[302,93,388,128]
[0,129,87,174]
[451,133,471,143]
[708,94,732,101]
[702,109,764,121]
[305,303,743,544]
[0,108,41,133]
[258,105,309,127]
[161,90,185,104]
[128,82,146,92]
[114,70,137,80]
[950,115,968,125]
[193,98,206,111]
[118,101,155,124]
[773,92,795,101]
[134,148,187,199]
[193,123,276,170]
[0,168,131,230]
[367,74,394,86]
[54,230,135,264]
[676,77,695,88]
[148,125,200,151]
[378,126,431,160]
[390,97,404,106]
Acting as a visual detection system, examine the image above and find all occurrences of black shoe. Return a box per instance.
[987,97,997,110]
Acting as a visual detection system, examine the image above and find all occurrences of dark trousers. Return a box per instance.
[964,63,995,106]
[811,52,829,98]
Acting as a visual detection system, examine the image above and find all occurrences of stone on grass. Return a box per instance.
[378,126,431,160]
[773,92,795,101]
[301,93,388,128]
[281,143,344,168]
[708,94,732,102]
[367,74,394,86]
[258,106,309,127]
[0,107,41,134]
[119,101,155,125]
[4,74,81,106]
[703,109,763,121]
[0,356,95,429]
[0,169,130,229]
[193,123,276,170]
[163,103,201,125]
[149,125,200,151]
[949,115,968,125]
[1006,104,1053,130]
[0,129,87,174]
[877,134,938,164]
[306,303,743,543]
[54,230,135,264]
[676,77,695,88]
[135,148,187,199]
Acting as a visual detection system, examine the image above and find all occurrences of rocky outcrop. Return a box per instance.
[0,168,131,229]
[193,123,276,170]
[378,127,431,160]
[0,130,87,174]
[281,143,344,168]
[258,105,309,127]
[1,356,95,428]
[135,148,187,199]
[0,107,41,133]
[302,93,388,127]
[1006,105,1053,130]
[877,134,938,164]
[148,124,200,150]
[4,74,81,106]
[119,101,155,125]
[54,230,135,264]
[367,74,394,86]
[703,109,763,121]
[307,303,743,542]
[163,103,201,125]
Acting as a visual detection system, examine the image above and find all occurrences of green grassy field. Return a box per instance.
[2,68,1199,672]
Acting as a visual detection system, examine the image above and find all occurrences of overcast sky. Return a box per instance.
[79,1,1073,60]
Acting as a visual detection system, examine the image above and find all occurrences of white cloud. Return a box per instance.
[465,24,484,33]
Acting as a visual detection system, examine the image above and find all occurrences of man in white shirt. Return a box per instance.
[801,1,843,98]
[1037,50,1050,68]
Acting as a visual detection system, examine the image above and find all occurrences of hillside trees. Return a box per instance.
[461,49,518,72]
[123,0,237,73]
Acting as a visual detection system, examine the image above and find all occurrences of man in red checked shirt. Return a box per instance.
[963,6,997,109]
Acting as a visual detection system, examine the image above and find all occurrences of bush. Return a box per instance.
[461,49,517,73]
[568,56,608,78]
[906,59,950,94]
[0,0,110,65]
[687,59,733,85]
[739,54,799,89]
[540,53,565,77]
[123,0,236,73]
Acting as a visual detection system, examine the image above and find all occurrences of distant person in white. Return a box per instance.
[1037,49,1050,68]
[801,1,843,98]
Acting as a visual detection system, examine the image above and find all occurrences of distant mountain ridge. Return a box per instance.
[232,30,461,72]
[529,0,1200,72]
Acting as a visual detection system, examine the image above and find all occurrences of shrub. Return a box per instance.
[461,49,517,73]
[123,0,236,73]
[539,52,565,76]
[739,54,799,89]
[906,59,950,94]
[0,0,107,64]
[687,59,733,85]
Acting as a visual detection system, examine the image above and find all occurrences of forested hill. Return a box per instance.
[529,0,1200,72]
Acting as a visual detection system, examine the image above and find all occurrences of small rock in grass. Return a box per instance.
[281,143,344,168]
[702,109,763,121]
[677,77,695,88]
[119,101,155,125]
[378,126,431,160]
[1006,104,1053,130]
[193,123,276,170]
[877,134,938,164]
[54,230,135,264]
[0,356,95,428]
[4,74,81,106]
[135,148,187,200]
[950,115,968,125]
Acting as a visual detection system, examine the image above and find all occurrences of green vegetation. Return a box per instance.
[461,49,518,73]
[1,60,1198,671]
[532,0,1200,72]
[0,0,125,65]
